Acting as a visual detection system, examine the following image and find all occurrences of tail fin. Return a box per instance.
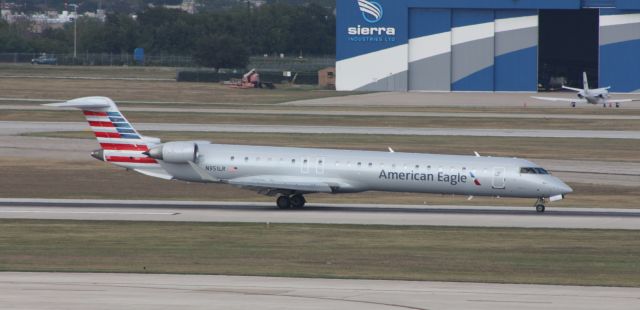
[583,72,589,91]
[45,97,168,177]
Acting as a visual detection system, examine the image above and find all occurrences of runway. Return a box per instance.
[3,121,640,139]
[2,272,638,310]
[3,103,640,120]
[2,199,640,229]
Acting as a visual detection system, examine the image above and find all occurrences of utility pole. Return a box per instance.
[69,3,78,59]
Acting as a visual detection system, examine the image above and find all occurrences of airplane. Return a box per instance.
[532,72,639,108]
[46,96,573,213]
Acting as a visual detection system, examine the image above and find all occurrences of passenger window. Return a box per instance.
[244,157,248,162]
[230,156,235,161]
[368,162,373,167]
[415,165,420,169]
[357,162,362,167]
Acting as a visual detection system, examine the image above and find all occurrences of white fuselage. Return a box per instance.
[579,89,609,105]
[159,144,572,199]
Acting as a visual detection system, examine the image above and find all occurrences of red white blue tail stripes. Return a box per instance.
[83,110,157,166]
[45,96,159,168]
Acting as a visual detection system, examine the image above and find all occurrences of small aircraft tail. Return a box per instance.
[45,97,171,179]
[583,72,589,91]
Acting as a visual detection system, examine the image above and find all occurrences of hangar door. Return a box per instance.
[408,9,538,92]
[408,9,451,91]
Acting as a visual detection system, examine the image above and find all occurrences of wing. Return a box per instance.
[608,98,640,103]
[561,86,583,92]
[227,175,342,195]
[531,96,588,103]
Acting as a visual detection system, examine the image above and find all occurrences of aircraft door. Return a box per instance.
[316,157,325,175]
[492,167,506,189]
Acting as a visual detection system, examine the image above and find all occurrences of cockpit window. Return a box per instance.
[534,168,549,175]
[520,167,549,174]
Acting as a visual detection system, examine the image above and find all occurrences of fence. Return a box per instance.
[0,52,335,71]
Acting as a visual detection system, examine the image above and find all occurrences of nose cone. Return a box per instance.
[556,181,573,195]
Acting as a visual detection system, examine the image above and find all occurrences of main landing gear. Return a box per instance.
[534,198,546,213]
[276,194,306,209]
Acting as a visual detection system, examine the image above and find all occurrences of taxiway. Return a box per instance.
[1,199,639,229]
[2,272,638,310]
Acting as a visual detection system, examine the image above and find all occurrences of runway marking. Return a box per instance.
[0,210,178,216]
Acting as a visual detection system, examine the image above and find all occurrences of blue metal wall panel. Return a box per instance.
[599,11,640,92]
[452,8,495,27]
[600,40,640,92]
[409,8,450,39]
[452,66,495,91]
[494,10,538,92]
[617,0,640,10]
[581,0,616,8]
[409,9,452,91]
[494,46,538,91]
[451,9,495,91]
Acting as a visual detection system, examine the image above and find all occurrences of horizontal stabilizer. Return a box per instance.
[561,85,583,92]
[43,96,114,110]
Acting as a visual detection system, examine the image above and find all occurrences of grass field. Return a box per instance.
[4,109,640,131]
[0,77,351,104]
[0,63,180,79]
[1,220,639,286]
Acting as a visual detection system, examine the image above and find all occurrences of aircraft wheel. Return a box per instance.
[277,196,291,209]
[603,104,607,108]
[290,194,306,209]
[535,204,546,213]
[616,103,620,108]
[571,102,576,108]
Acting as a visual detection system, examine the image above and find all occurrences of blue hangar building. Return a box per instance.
[336,0,640,92]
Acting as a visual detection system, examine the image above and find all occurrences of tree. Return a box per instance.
[193,33,249,68]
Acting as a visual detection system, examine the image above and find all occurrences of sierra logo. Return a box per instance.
[358,0,383,23]
[347,0,396,40]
